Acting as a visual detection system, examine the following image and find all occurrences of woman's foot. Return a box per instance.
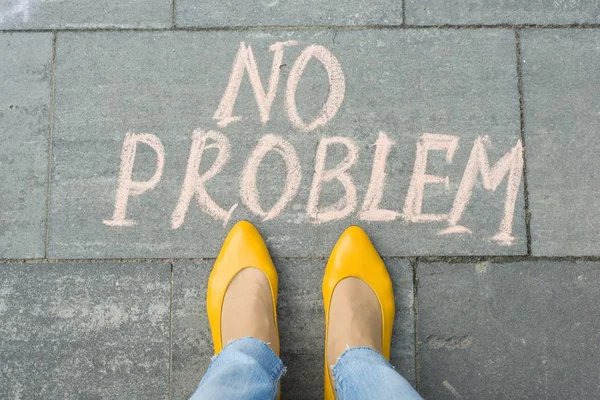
[221,267,280,354]
[326,277,382,366]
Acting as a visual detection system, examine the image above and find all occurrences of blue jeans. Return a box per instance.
[190,337,423,399]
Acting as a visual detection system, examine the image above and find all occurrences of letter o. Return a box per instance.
[240,134,302,220]
[285,45,346,132]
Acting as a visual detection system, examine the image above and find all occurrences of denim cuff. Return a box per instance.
[332,346,390,373]
[212,337,286,381]
[332,346,423,400]
[191,337,285,400]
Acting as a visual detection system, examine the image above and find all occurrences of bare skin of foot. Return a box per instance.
[327,277,382,366]
[221,268,280,354]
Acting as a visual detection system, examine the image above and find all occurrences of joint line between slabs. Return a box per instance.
[44,31,57,260]
[2,23,600,33]
[411,258,421,392]
[168,262,174,400]
[6,255,600,264]
[515,29,533,256]
[171,0,177,28]
[401,0,406,26]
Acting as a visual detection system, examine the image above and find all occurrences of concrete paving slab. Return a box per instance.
[0,33,51,259]
[405,0,600,25]
[0,262,171,399]
[521,30,600,256]
[50,30,525,258]
[175,0,401,28]
[417,261,600,399]
[0,0,171,29]
[171,258,415,399]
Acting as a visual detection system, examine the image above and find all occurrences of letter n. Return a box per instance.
[213,41,298,127]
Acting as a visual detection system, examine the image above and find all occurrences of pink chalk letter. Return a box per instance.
[439,137,524,245]
[104,133,165,227]
[213,41,298,128]
[286,45,345,132]
[358,132,400,221]
[307,136,359,223]
[171,129,237,228]
[403,134,459,222]
[240,134,301,220]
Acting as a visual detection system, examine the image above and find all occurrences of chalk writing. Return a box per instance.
[104,133,164,227]
[213,41,298,128]
[358,132,400,222]
[440,136,523,245]
[404,133,459,223]
[285,44,345,132]
[103,40,524,246]
[307,136,359,223]
[171,129,237,229]
[240,134,301,221]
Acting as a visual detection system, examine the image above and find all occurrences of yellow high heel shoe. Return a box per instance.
[322,226,395,400]
[207,220,281,397]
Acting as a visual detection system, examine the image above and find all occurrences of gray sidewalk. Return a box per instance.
[2,1,600,399]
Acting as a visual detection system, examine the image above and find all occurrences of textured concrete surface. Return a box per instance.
[417,261,600,399]
[406,0,600,25]
[49,29,525,259]
[522,30,600,256]
[0,33,51,258]
[171,259,415,400]
[175,0,401,27]
[0,0,171,29]
[0,262,171,399]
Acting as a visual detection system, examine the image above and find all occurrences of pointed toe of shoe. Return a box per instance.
[207,221,278,354]
[327,226,381,268]
[324,226,391,296]
[219,220,271,265]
